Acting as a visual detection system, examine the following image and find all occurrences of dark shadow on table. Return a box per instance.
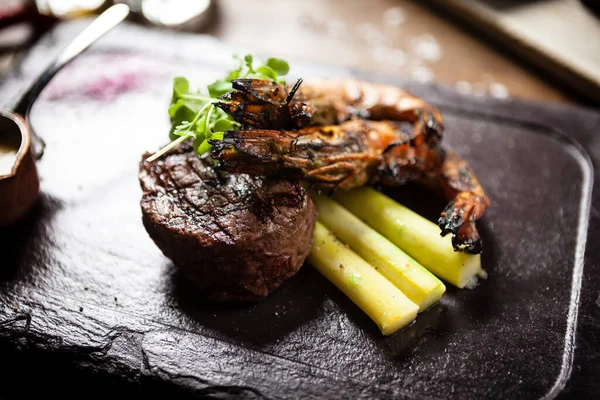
[169,183,497,354]
[0,193,62,284]
[168,263,328,347]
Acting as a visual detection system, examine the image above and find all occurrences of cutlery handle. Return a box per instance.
[14,4,130,116]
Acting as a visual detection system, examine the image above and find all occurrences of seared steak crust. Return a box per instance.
[139,142,316,302]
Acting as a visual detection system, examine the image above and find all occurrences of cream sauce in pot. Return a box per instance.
[0,142,18,176]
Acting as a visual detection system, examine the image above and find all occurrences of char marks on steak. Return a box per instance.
[139,141,316,302]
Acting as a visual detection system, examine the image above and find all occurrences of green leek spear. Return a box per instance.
[311,193,445,312]
[334,187,486,289]
[308,222,419,335]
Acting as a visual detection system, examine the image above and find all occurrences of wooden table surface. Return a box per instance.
[208,0,570,103]
[0,0,571,104]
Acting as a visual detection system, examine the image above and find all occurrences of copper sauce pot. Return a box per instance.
[0,4,129,228]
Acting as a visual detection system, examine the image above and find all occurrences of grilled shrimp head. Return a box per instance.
[218,78,445,145]
[216,79,314,129]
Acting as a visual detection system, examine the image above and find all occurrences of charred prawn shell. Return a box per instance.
[211,78,489,254]
[215,79,313,130]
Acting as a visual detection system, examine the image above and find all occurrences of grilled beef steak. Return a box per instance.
[139,142,316,302]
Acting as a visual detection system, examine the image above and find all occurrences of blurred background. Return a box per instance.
[1,0,599,105]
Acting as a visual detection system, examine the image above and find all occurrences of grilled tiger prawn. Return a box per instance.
[212,79,490,253]
[217,78,443,144]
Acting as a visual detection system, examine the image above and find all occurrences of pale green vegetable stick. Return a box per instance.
[311,193,445,312]
[308,222,419,335]
[334,187,486,289]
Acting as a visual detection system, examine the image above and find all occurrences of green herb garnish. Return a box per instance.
[146,54,290,163]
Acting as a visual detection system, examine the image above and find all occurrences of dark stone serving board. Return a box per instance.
[1,21,599,400]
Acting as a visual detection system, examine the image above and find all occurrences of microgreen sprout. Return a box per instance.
[146,54,290,162]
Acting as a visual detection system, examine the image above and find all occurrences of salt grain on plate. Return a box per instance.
[370,46,406,68]
[383,7,406,27]
[388,48,406,67]
[411,34,442,63]
[370,46,389,64]
[489,82,509,99]
[455,80,471,95]
[357,22,385,45]
[327,19,348,38]
[410,65,434,83]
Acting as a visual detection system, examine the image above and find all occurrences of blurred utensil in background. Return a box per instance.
[16,3,130,158]
[35,0,109,18]
[33,0,214,31]
[0,3,129,228]
[122,0,214,32]
[0,0,214,78]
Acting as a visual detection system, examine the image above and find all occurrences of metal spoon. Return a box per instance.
[0,3,130,228]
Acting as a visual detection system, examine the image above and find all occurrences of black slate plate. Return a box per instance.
[1,22,599,400]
